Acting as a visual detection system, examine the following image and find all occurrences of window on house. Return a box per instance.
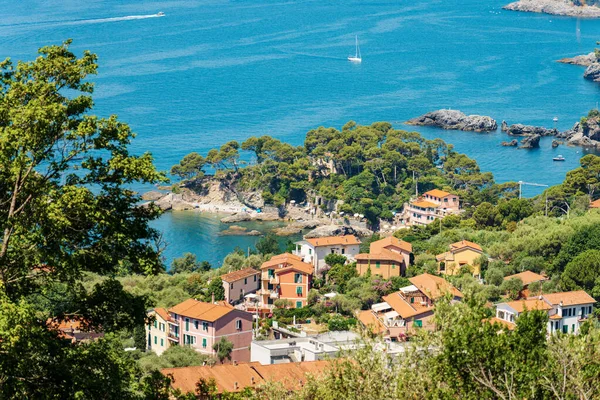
[268,269,274,278]
[154,320,157,328]
[195,320,199,330]
[498,311,505,320]
[308,249,312,255]
[202,338,207,348]
[296,286,303,296]
[555,321,559,330]
[160,339,164,346]
[392,264,395,269]
[341,248,345,254]
[254,275,257,282]
[510,314,515,322]
[267,283,273,290]
[590,306,593,314]
[572,324,575,333]
[375,261,381,269]
[331,249,335,254]
[410,297,414,304]
[185,318,189,331]
[294,273,302,283]
[296,301,303,309]
[203,322,208,331]
[244,278,247,284]
[562,325,568,334]
[236,320,242,330]
[230,283,234,289]
[154,336,157,345]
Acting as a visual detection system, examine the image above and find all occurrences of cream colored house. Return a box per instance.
[436,240,484,277]
[146,307,170,356]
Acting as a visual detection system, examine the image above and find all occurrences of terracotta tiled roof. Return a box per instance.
[369,236,412,254]
[488,317,516,330]
[162,363,263,394]
[408,273,463,300]
[162,361,331,394]
[501,299,552,313]
[168,299,235,322]
[154,307,171,322]
[504,271,547,286]
[260,253,313,275]
[410,200,439,208]
[542,291,597,306]
[260,253,303,269]
[382,292,432,319]
[221,267,260,283]
[449,240,482,252]
[590,199,600,208]
[251,360,330,390]
[357,310,386,334]
[304,235,361,247]
[435,251,451,262]
[355,248,405,264]
[423,189,451,198]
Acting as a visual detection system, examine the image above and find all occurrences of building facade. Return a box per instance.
[167,299,253,363]
[146,307,171,356]
[355,236,412,278]
[259,253,313,309]
[402,189,461,226]
[358,273,463,340]
[221,267,261,304]
[436,240,484,277]
[293,235,361,276]
[493,291,596,335]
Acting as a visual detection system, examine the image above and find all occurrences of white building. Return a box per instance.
[293,235,361,276]
[493,291,596,335]
[251,337,341,365]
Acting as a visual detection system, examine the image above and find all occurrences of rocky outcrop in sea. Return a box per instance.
[566,119,600,147]
[519,135,542,149]
[584,63,600,82]
[558,52,597,67]
[501,139,518,147]
[504,0,600,17]
[406,109,497,132]
[501,121,558,136]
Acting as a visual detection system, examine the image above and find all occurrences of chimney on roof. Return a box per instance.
[212,293,215,304]
[251,377,255,385]
[234,382,238,390]
[560,301,563,307]
[233,360,237,366]
[299,379,303,386]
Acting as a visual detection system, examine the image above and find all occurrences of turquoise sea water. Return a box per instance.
[3,0,600,265]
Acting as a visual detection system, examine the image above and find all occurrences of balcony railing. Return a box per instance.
[168,331,179,341]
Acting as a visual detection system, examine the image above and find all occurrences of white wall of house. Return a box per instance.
[548,303,594,334]
[223,274,260,303]
[295,243,360,275]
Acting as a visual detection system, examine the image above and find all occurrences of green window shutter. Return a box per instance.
[414,320,422,328]
[296,286,302,295]
[202,338,207,348]
[296,301,302,308]
[161,339,164,346]
[154,320,157,328]
[154,336,157,344]
[185,318,189,331]
[376,261,380,269]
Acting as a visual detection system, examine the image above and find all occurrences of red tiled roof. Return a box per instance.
[162,361,331,394]
[501,299,552,313]
[304,235,361,247]
[590,199,600,208]
[504,271,547,286]
[423,189,452,198]
[410,200,439,208]
[542,291,596,306]
[260,253,313,275]
[408,273,463,300]
[168,299,235,322]
[382,292,432,319]
[221,267,260,283]
[357,310,386,334]
[449,240,483,252]
[154,307,171,322]
[369,236,412,254]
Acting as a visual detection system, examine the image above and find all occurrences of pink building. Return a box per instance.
[404,189,460,226]
[167,299,253,363]
[221,267,261,304]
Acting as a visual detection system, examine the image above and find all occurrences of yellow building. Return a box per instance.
[355,236,412,278]
[436,240,484,277]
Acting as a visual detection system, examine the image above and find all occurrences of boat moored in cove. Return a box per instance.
[553,155,565,161]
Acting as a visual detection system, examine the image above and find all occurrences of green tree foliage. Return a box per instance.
[205,277,225,302]
[327,262,358,293]
[170,152,206,181]
[561,249,600,299]
[213,337,234,363]
[0,41,166,398]
[499,277,523,300]
[254,233,281,255]
[174,122,512,225]
[170,253,202,274]
[484,267,504,286]
[138,345,215,373]
[324,253,347,268]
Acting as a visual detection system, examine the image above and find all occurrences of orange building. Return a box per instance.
[355,236,412,278]
[259,253,313,309]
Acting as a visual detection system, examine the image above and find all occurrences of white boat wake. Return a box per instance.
[0,13,164,29]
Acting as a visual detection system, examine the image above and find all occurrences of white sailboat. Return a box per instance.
[348,35,362,63]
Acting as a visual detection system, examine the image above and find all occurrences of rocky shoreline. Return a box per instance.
[504,0,600,17]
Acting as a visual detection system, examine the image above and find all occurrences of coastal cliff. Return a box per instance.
[504,0,600,17]
[407,109,497,132]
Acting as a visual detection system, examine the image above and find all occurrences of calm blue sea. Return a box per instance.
[3,0,600,266]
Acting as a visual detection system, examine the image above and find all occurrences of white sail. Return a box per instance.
[348,35,362,63]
